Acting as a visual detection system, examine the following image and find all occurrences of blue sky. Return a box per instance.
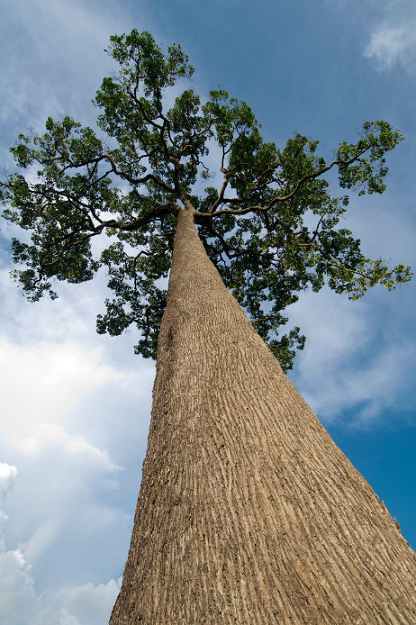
[0,0,415,623]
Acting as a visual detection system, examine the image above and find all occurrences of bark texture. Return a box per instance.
[110,208,416,625]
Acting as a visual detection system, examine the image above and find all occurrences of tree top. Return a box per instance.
[1,29,412,371]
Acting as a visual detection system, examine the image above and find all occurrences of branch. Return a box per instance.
[251,316,281,325]
[102,152,174,194]
[197,146,376,220]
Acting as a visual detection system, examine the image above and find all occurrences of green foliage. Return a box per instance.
[1,30,412,372]
[337,121,404,195]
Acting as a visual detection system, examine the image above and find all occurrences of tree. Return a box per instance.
[1,29,415,624]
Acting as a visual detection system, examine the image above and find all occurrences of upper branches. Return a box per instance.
[0,29,412,371]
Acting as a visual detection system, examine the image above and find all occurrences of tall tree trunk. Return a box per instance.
[110,208,416,625]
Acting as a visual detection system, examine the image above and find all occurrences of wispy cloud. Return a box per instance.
[288,280,416,430]
[329,0,416,74]
[364,20,416,72]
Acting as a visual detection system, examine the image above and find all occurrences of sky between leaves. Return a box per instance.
[0,0,415,623]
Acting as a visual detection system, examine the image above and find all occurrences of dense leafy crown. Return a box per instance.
[1,30,412,371]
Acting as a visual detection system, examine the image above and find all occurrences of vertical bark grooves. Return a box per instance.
[110,208,416,624]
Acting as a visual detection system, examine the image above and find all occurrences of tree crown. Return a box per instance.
[1,29,412,371]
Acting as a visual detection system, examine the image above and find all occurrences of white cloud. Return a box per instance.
[18,422,119,466]
[0,339,120,450]
[0,549,36,625]
[0,426,126,622]
[0,454,121,623]
[0,536,120,625]
[0,0,125,125]
[288,284,416,428]
[12,450,127,574]
[329,0,416,74]
[0,0,163,138]
[364,21,416,71]
[359,0,416,73]
[0,308,138,598]
[59,579,121,625]
[1,544,120,625]
[0,463,18,542]
[0,465,36,624]
[0,463,18,491]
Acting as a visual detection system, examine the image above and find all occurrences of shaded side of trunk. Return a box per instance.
[110,208,416,625]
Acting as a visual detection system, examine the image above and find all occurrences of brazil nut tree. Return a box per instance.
[2,30,416,625]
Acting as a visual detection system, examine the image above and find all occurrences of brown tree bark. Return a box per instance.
[110,207,416,625]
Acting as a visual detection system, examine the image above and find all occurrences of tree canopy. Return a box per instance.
[0,29,412,371]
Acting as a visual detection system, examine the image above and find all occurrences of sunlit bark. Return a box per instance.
[110,208,416,625]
